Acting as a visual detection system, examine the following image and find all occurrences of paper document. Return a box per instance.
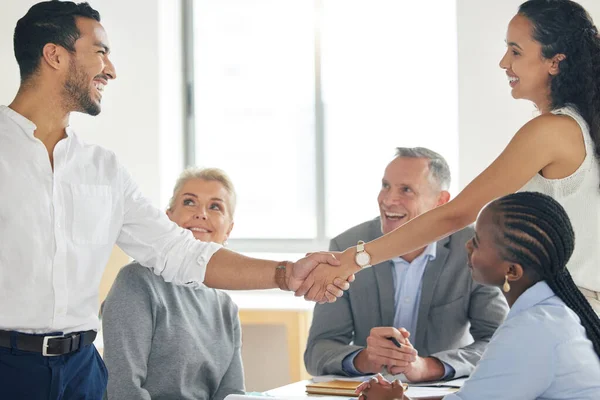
[225,395,350,400]
[312,373,404,383]
[406,386,459,397]
[224,396,276,400]
[409,377,467,388]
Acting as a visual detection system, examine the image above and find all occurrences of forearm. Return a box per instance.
[365,201,473,265]
[418,357,446,381]
[204,248,283,290]
[306,339,363,376]
[353,349,381,375]
[431,340,488,379]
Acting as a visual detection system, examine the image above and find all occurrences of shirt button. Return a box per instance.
[57,307,66,314]
[404,297,411,304]
[197,256,205,264]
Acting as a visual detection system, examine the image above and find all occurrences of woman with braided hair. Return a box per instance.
[356,192,600,400]
[316,0,600,315]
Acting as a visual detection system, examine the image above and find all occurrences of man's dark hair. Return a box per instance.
[13,1,101,83]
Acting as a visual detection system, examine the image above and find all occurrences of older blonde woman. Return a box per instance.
[102,168,245,400]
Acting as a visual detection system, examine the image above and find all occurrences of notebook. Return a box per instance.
[306,379,408,396]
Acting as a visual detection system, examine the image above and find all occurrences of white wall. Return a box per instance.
[5,0,600,228]
[0,0,184,208]
[456,0,600,188]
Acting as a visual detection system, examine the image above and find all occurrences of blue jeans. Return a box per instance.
[0,334,107,400]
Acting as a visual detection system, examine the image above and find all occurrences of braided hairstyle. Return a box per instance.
[488,191,600,358]
[518,0,600,186]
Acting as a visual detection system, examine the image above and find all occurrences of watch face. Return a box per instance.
[355,251,371,266]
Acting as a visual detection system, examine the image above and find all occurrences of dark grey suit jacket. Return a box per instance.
[304,217,508,379]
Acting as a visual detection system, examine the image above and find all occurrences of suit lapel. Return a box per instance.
[366,218,396,327]
[373,261,396,326]
[414,236,451,351]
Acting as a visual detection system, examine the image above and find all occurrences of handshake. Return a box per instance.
[283,248,364,304]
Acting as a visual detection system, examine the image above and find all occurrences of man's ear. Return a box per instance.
[437,190,451,206]
[41,43,68,71]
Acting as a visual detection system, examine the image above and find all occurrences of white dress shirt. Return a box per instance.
[0,105,221,334]
[444,281,600,400]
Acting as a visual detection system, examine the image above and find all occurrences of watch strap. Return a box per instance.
[357,240,366,252]
[275,262,291,291]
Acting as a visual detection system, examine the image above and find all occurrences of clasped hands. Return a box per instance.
[356,373,411,400]
[285,247,361,303]
[354,327,434,380]
[353,329,421,400]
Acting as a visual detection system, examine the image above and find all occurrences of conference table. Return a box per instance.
[263,379,460,399]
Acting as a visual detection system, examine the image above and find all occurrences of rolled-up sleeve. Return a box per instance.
[116,165,221,286]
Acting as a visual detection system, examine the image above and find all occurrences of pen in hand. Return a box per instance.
[387,336,402,348]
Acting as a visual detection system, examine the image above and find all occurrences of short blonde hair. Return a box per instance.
[168,167,237,217]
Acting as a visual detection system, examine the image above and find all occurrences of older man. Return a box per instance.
[305,147,508,382]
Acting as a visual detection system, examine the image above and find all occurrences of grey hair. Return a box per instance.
[168,167,237,217]
[395,147,451,191]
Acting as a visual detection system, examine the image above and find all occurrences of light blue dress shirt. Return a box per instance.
[391,242,437,338]
[342,243,455,377]
[444,281,600,400]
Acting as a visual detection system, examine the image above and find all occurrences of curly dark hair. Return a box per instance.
[489,191,600,359]
[518,0,600,183]
[14,1,101,83]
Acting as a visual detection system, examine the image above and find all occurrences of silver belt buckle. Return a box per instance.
[42,334,64,357]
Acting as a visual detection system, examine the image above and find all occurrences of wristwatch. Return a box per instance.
[355,240,372,268]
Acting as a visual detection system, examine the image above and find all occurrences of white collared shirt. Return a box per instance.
[0,105,221,334]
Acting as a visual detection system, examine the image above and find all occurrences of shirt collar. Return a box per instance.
[507,281,555,320]
[0,105,37,136]
[392,242,437,264]
[1,105,75,140]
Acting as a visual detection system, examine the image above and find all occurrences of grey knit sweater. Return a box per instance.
[102,262,244,400]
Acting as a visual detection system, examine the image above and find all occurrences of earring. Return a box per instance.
[502,275,511,293]
[223,240,228,247]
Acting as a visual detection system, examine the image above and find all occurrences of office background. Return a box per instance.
[2,0,599,391]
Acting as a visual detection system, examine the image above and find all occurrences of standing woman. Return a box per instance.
[316,0,600,312]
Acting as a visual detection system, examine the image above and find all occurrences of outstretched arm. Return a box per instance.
[360,113,576,264]
[299,113,581,290]
[204,248,349,303]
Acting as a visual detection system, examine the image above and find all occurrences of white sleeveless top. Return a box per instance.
[520,106,600,291]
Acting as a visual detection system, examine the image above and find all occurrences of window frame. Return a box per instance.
[182,0,330,254]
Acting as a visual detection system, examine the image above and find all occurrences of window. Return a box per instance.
[186,0,458,256]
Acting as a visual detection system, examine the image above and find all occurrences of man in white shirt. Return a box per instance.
[0,2,353,399]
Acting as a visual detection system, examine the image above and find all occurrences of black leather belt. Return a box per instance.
[0,330,97,356]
